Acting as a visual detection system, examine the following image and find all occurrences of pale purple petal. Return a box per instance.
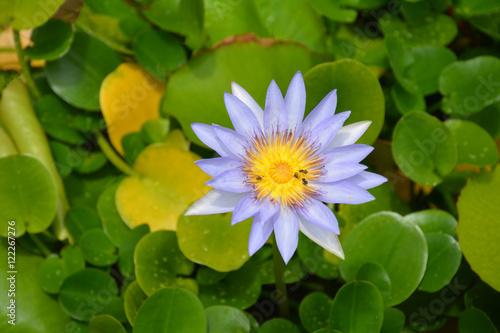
[260,198,279,223]
[319,163,368,182]
[274,207,299,264]
[345,171,387,189]
[285,71,306,131]
[185,189,246,216]
[301,89,337,132]
[264,80,287,132]
[321,144,374,164]
[326,120,371,149]
[191,123,234,157]
[231,81,264,128]
[232,193,262,225]
[296,198,339,234]
[309,111,351,151]
[248,214,274,256]
[212,125,247,158]
[194,157,243,177]
[299,216,344,259]
[206,168,250,193]
[311,180,375,204]
[224,92,262,136]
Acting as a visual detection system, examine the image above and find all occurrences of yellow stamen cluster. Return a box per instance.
[243,131,323,207]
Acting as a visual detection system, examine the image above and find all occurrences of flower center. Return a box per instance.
[270,161,293,184]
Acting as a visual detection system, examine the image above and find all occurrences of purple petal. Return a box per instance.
[301,89,337,132]
[321,144,374,164]
[320,163,368,182]
[232,193,262,225]
[285,71,306,131]
[231,81,264,128]
[309,111,351,151]
[274,206,299,264]
[311,180,375,204]
[185,189,246,215]
[260,199,279,223]
[264,80,287,132]
[206,168,250,193]
[248,214,274,256]
[299,216,344,259]
[212,125,247,158]
[296,198,339,234]
[326,120,371,149]
[345,171,387,189]
[191,123,234,157]
[195,157,243,177]
[224,92,262,136]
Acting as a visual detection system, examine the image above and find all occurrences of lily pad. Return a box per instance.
[355,262,391,303]
[299,292,333,333]
[79,229,118,267]
[24,19,74,60]
[0,0,65,30]
[206,306,251,333]
[123,280,147,327]
[381,308,405,333]
[403,209,457,237]
[459,309,498,333]
[259,318,301,333]
[65,206,102,243]
[89,315,126,333]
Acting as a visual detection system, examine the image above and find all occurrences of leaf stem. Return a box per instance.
[29,233,51,257]
[95,132,139,177]
[13,30,41,100]
[272,233,291,319]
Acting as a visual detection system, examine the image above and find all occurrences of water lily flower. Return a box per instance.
[185,72,386,263]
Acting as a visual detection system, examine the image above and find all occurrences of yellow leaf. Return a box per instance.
[100,62,163,155]
[115,130,211,231]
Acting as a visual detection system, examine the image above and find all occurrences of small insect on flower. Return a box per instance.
[185,71,387,263]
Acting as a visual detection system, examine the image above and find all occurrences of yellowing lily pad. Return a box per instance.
[100,62,164,155]
[116,130,210,231]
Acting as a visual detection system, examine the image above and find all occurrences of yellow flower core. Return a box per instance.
[243,131,323,207]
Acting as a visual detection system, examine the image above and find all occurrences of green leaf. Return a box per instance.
[403,209,457,237]
[162,39,321,146]
[392,111,458,186]
[339,212,428,306]
[304,59,385,145]
[329,281,384,333]
[75,151,108,175]
[117,224,150,277]
[89,315,126,333]
[457,167,500,291]
[0,0,65,29]
[122,133,148,166]
[45,32,122,111]
[39,254,67,294]
[439,56,500,116]
[196,266,228,286]
[259,318,301,333]
[0,155,57,237]
[134,287,207,333]
[469,12,500,39]
[24,19,74,60]
[177,214,251,272]
[134,230,195,296]
[355,262,391,304]
[445,119,499,166]
[79,229,118,267]
[133,29,187,79]
[391,83,425,114]
[468,102,500,140]
[65,206,102,243]
[464,282,500,329]
[123,280,147,327]
[61,246,86,276]
[206,306,251,333]
[297,233,339,280]
[454,0,500,16]
[459,309,498,333]
[380,308,405,333]
[257,257,307,285]
[140,118,171,144]
[299,292,333,333]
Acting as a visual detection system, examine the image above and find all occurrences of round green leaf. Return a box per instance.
[391,83,425,115]
[140,118,171,144]
[299,292,333,333]
[123,280,147,327]
[65,206,102,243]
[117,224,150,277]
[392,111,458,186]
[381,308,405,333]
[196,266,228,286]
[80,229,118,267]
[329,281,384,333]
[134,287,206,333]
[439,56,500,116]
[459,309,498,333]
[39,254,67,294]
[464,282,500,329]
[304,59,384,145]
[457,167,500,291]
[455,0,500,16]
[75,151,108,174]
[419,233,461,292]
[468,102,500,140]
[340,212,428,306]
[0,0,65,30]
[297,233,339,280]
[259,318,300,333]
[61,245,86,276]
[355,262,391,304]
[122,133,147,166]
[59,269,119,321]
[89,315,126,333]
[0,155,57,237]
[134,230,195,296]
[177,214,251,272]
[24,19,74,60]
[45,32,122,111]
[445,119,499,166]
[134,29,187,79]
[162,39,321,146]
[403,209,457,237]
[206,306,251,333]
